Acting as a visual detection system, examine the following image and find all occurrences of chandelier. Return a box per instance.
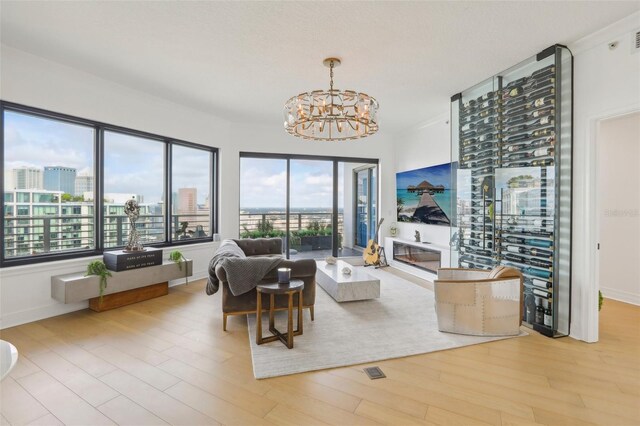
[283,58,379,141]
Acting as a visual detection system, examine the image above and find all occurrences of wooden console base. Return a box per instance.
[89,282,168,312]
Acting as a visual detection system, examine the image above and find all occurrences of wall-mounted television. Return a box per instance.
[396,163,452,226]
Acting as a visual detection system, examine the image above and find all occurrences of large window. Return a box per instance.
[103,131,165,248]
[239,153,378,259]
[171,144,214,240]
[1,102,218,266]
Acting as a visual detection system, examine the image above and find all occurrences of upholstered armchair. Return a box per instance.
[433,266,523,336]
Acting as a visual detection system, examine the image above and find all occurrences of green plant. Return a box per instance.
[256,218,274,233]
[599,290,604,311]
[169,250,189,285]
[86,260,112,300]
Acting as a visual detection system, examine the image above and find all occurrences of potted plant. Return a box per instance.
[86,260,112,301]
[169,250,189,285]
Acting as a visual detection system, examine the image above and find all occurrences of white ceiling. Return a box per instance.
[1,1,639,133]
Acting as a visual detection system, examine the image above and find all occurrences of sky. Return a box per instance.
[240,158,346,209]
[396,162,452,190]
[4,110,211,204]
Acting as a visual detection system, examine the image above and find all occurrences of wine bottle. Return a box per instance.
[505,152,531,161]
[478,134,495,143]
[505,124,528,134]
[505,77,528,89]
[505,86,524,98]
[470,216,492,223]
[536,116,554,127]
[533,147,554,157]
[506,245,526,254]
[525,238,553,248]
[544,308,552,327]
[473,249,493,257]
[526,77,555,91]
[480,99,495,109]
[461,123,475,132]
[480,92,495,101]
[532,128,553,137]
[478,109,492,118]
[529,258,553,269]
[530,247,553,258]
[533,288,552,298]
[531,65,555,79]
[462,100,476,109]
[535,305,545,325]
[505,104,530,117]
[525,267,552,279]
[531,108,554,118]
[504,114,528,125]
[504,236,525,244]
[525,291,536,323]
[504,253,525,263]
[532,278,552,288]
[531,158,554,166]
[529,86,555,100]
[531,96,555,108]
[463,153,477,161]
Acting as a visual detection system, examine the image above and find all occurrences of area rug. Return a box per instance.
[247,266,525,379]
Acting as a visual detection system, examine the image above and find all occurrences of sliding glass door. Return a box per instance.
[289,159,334,259]
[239,153,378,259]
[239,157,287,252]
[354,165,378,249]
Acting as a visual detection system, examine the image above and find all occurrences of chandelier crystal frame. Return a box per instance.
[283,58,379,141]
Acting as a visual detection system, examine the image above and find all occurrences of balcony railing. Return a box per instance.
[3,213,211,258]
[239,212,343,235]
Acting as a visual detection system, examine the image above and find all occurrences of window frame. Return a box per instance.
[0,101,218,267]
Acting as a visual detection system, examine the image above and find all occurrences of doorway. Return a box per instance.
[596,111,640,305]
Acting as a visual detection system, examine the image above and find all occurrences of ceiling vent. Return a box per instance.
[632,29,640,54]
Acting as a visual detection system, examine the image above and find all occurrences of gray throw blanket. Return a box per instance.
[219,256,283,296]
[206,239,283,296]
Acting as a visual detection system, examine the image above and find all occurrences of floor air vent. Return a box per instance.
[364,366,386,380]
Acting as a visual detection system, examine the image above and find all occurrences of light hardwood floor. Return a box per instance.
[1,277,638,426]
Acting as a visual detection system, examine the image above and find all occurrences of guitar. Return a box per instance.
[363,218,385,265]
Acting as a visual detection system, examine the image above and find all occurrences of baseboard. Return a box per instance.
[600,286,640,306]
[0,301,89,330]
[1,269,210,329]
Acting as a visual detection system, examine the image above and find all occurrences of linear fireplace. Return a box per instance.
[392,241,441,274]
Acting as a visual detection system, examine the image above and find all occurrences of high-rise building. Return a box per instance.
[178,188,197,215]
[4,166,43,190]
[74,174,94,196]
[44,166,76,195]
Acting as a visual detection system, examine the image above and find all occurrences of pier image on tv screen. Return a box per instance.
[396,163,452,226]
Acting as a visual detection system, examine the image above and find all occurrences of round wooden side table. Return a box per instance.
[256,279,304,349]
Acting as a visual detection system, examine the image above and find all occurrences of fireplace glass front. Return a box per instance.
[392,242,441,274]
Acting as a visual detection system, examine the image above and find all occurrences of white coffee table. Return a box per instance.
[316,260,380,302]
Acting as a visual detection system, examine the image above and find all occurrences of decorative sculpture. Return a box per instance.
[415,230,421,242]
[341,266,352,275]
[124,197,144,252]
[325,256,337,265]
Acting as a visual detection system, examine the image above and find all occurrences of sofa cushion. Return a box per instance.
[234,238,283,256]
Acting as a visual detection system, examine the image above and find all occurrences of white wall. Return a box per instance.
[393,114,452,248]
[0,46,395,328]
[596,112,640,305]
[569,12,640,342]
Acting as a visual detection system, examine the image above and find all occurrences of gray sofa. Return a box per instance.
[213,238,317,331]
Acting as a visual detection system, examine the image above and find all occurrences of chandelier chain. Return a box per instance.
[329,61,334,92]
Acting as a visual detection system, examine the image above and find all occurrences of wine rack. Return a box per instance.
[450,45,572,338]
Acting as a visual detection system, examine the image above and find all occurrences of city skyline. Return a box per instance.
[4,111,211,204]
